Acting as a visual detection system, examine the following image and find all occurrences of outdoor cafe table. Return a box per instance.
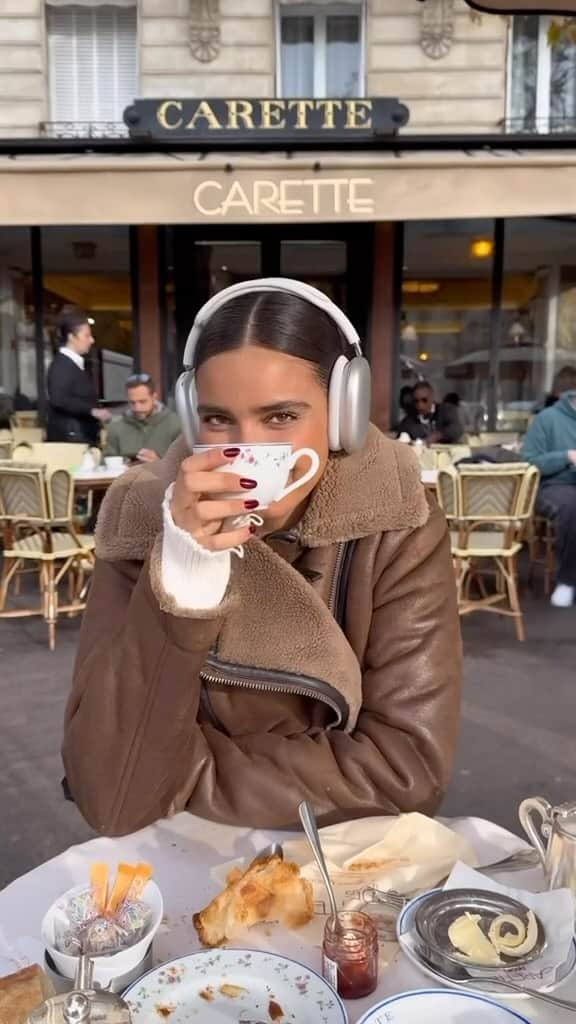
[0,812,572,1022]
[73,466,126,493]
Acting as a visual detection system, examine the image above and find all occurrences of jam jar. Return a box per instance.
[322,910,379,1000]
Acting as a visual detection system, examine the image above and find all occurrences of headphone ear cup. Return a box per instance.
[339,356,371,453]
[328,355,348,452]
[175,370,199,451]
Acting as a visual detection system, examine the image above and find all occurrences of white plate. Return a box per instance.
[356,989,533,1024]
[123,948,348,1023]
[397,890,576,999]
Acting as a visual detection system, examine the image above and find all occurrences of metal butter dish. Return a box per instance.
[414,888,547,972]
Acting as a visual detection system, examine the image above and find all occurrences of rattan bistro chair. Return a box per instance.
[437,463,539,642]
[0,465,95,649]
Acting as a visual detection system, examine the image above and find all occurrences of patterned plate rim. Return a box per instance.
[122,946,349,1022]
[356,987,533,1024]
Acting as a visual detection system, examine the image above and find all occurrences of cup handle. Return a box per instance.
[277,448,320,502]
[519,796,553,866]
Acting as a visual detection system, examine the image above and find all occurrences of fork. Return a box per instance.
[362,847,540,914]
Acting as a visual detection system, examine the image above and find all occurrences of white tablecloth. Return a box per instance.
[0,814,572,1022]
[421,469,439,485]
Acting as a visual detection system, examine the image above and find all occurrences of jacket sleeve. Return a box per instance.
[522,414,569,477]
[62,506,462,836]
[48,363,95,418]
[104,422,121,457]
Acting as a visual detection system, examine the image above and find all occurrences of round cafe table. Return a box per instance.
[0,813,572,1023]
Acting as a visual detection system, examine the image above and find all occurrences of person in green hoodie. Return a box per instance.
[522,366,576,608]
[105,373,181,464]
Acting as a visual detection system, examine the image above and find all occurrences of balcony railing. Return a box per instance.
[39,121,129,140]
[503,115,576,135]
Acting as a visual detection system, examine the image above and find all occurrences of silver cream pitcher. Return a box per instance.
[519,797,576,895]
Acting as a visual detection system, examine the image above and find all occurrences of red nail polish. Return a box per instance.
[240,478,257,489]
[244,499,259,510]
[223,447,240,457]
[249,525,257,534]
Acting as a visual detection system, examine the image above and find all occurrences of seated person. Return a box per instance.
[522,366,576,608]
[62,280,462,837]
[397,381,463,444]
[105,373,181,463]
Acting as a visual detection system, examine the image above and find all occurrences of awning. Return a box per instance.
[461,1,576,11]
[2,148,576,226]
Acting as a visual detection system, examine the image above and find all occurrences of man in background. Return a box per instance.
[105,373,181,463]
[397,381,464,444]
[46,308,110,445]
[523,366,576,609]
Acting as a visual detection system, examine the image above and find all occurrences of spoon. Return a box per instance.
[415,943,576,1012]
[298,800,339,924]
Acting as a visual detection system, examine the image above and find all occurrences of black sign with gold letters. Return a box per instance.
[124,97,409,144]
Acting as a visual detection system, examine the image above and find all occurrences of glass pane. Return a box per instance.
[499,218,576,430]
[550,35,576,130]
[281,16,314,97]
[327,15,361,98]
[400,220,495,437]
[41,226,133,405]
[510,15,539,131]
[280,240,347,306]
[0,228,35,408]
[195,241,262,297]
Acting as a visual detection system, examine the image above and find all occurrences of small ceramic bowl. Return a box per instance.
[41,881,163,985]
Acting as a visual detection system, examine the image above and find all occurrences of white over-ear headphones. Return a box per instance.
[175,277,371,453]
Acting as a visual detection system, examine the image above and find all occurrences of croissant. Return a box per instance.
[193,853,314,948]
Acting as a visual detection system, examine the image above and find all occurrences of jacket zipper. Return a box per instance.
[200,657,347,729]
[199,541,351,730]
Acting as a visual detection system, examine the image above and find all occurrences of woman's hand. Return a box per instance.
[170,447,258,552]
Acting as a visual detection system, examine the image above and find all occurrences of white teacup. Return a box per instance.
[193,442,320,509]
[104,456,124,470]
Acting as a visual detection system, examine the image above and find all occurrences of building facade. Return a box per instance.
[1,0,576,432]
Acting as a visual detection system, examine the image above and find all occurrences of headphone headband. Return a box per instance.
[182,277,362,369]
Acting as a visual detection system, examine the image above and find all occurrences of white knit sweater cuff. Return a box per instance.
[160,484,231,611]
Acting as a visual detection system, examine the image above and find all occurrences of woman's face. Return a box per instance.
[196,344,330,522]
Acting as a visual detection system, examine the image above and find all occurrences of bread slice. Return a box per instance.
[0,964,53,1024]
[194,853,314,948]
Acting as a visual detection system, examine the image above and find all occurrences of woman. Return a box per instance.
[63,281,462,836]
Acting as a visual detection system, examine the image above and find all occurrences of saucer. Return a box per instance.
[397,890,576,999]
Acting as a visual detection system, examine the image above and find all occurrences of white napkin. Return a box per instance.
[213,814,478,914]
[445,862,575,988]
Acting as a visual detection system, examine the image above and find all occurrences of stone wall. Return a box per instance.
[140,0,274,99]
[367,0,508,133]
[0,0,510,138]
[0,0,46,137]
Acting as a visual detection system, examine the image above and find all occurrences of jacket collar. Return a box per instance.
[96,424,429,562]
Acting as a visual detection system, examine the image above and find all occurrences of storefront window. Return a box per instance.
[0,229,35,412]
[279,5,362,97]
[499,217,576,429]
[280,239,347,306]
[41,226,133,403]
[401,220,495,434]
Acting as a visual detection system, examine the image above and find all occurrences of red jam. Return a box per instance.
[322,911,379,1000]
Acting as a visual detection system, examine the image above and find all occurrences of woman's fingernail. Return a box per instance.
[244,499,259,510]
[240,478,257,489]
[223,447,240,457]
[249,525,257,534]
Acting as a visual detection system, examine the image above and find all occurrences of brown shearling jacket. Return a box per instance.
[62,426,462,836]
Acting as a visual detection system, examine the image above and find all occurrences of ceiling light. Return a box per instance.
[419,352,430,362]
[402,280,440,294]
[87,317,95,325]
[470,238,494,259]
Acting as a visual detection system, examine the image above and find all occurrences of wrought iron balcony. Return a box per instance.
[39,121,129,140]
